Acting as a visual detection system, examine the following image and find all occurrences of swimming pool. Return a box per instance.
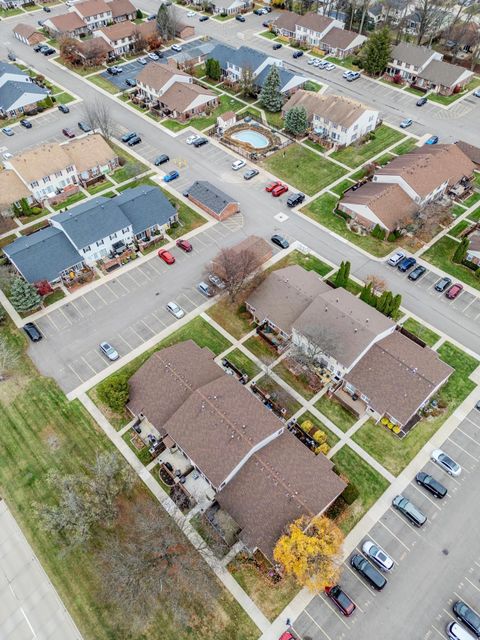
[230,128,270,149]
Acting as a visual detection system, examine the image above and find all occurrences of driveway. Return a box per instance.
[292,408,480,640]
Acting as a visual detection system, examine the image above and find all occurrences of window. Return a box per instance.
[31,180,39,188]
[109,233,117,240]
[66,165,74,173]
[43,176,51,184]
[55,170,63,178]
[83,245,91,253]
[96,240,104,247]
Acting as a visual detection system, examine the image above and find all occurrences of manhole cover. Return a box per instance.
[442,549,449,555]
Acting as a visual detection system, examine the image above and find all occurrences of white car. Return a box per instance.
[186,134,200,145]
[187,10,196,16]
[147,52,159,61]
[325,63,336,70]
[171,44,182,52]
[2,152,13,160]
[232,159,246,171]
[307,58,315,65]
[342,69,353,78]
[99,341,119,361]
[166,301,185,319]
[387,250,405,266]
[313,59,321,67]
[362,540,394,571]
[138,56,148,65]
[431,449,462,477]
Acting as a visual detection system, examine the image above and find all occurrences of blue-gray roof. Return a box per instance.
[52,185,176,249]
[0,61,26,77]
[3,226,83,283]
[255,65,302,93]
[187,180,237,215]
[0,79,48,112]
[209,44,268,74]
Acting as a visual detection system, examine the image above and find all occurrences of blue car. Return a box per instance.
[2,127,14,136]
[425,135,439,145]
[164,170,179,183]
[398,256,416,272]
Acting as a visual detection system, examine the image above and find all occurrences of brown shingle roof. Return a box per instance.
[0,170,30,206]
[293,287,394,369]
[159,82,216,113]
[136,20,159,40]
[77,36,113,56]
[10,143,72,183]
[455,141,480,166]
[12,22,37,38]
[469,231,480,252]
[320,26,364,50]
[375,144,475,198]
[46,12,86,32]
[344,331,453,425]
[63,133,117,173]
[418,58,472,88]
[127,341,224,429]
[98,19,136,40]
[137,62,189,91]
[107,0,135,18]
[283,89,370,128]
[74,0,110,17]
[246,265,330,335]
[274,10,334,35]
[340,181,418,230]
[217,430,346,559]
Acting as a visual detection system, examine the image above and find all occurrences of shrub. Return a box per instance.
[316,442,330,456]
[392,425,401,434]
[387,232,396,242]
[312,429,327,445]
[371,223,386,240]
[301,419,313,433]
[97,373,129,411]
[341,483,360,505]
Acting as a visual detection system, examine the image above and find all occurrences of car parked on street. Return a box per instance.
[187,9,196,15]
[78,121,91,132]
[292,50,304,58]
[271,234,289,249]
[265,180,282,192]
[324,585,356,616]
[154,153,169,165]
[387,250,405,266]
[186,134,200,145]
[58,104,70,114]
[362,540,394,571]
[408,265,426,281]
[271,183,288,197]
[232,159,246,171]
[415,472,447,498]
[287,192,305,207]
[163,169,179,182]
[125,78,137,87]
[199,14,209,21]
[400,118,413,128]
[23,322,42,342]
[325,63,336,70]
[127,135,141,146]
[158,249,175,264]
[99,341,119,361]
[19,119,32,128]
[346,71,360,81]
[435,276,452,292]
[147,52,159,61]
[392,494,427,527]
[350,554,387,590]
[138,56,148,64]
[176,238,192,252]
[107,65,122,75]
[272,43,282,50]
[235,13,245,21]
[244,168,259,180]
[43,47,56,55]
[397,256,416,272]
[62,127,75,138]
[197,281,214,297]
[431,449,461,476]
[416,96,428,106]
[193,136,208,147]
[171,44,182,51]
[446,283,463,299]
[166,301,185,319]
[453,601,480,637]
[121,131,137,142]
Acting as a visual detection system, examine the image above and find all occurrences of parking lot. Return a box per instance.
[292,407,480,640]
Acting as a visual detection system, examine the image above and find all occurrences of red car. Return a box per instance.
[158,249,175,264]
[445,283,463,299]
[176,238,192,252]
[62,127,75,138]
[278,634,294,640]
[325,585,356,616]
[265,180,282,193]
[271,183,288,197]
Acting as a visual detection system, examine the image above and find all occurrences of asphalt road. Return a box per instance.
[292,407,480,640]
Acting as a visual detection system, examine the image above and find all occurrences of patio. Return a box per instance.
[156,447,215,504]
[332,386,367,419]
[256,323,289,353]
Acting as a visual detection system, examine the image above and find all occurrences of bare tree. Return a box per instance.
[289,326,339,371]
[0,337,20,378]
[210,246,263,302]
[132,27,147,54]
[358,0,371,34]
[83,97,116,140]
[239,65,256,98]
[414,200,454,242]
[365,274,386,294]
[415,0,455,45]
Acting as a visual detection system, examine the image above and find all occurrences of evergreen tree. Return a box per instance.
[360,282,373,304]
[284,105,308,136]
[452,238,468,264]
[376,290,389,314]
[9,277,41,313]
[156,4,175,41]
[334,261,346,288]
[259,65,283,112]
[205,58,221,81]
[343,260,351,285]
[390,294,402,317]
[359,27,392,77]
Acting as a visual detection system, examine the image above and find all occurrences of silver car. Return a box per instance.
[166,301,185,319]
[431,449,462,476]
[208,274,226,289]
[99,341,119,361]
[362,540,394,571]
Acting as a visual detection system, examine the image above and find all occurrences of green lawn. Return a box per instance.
[206,301,254,340]
[325,55,359,70]
[330,125,405,168]
[315,395,357,432]
[86,178,114,196]
[474,172,480,188]
[269,249,333,277]
[243,335,277,365]
[422,235,480,291]
[54,57,103,76]
[452,204,467,218]
[0,323,259,640]
[301,194,394,257]
[254,375,302,419]
[264,110,284,130]
[110,145,149,183]
[464,192,480,208]
[427,78,480,105]
[117,176,158,191]
[54,92,75,105]
[259,30,277,40]
[303,80,322,93]
[391,138,417,155]
[303,139,327,154]
[331,445,390,534]
[375,152,395,166]
[262,144,347,196]
[330,178,355,197]
[122,430,151,465]
[164,192,207,239]
[273,360,316,401]
[297,410,340,448]
[51,191,87,211]
[43,289,66,306]
[224,348,260,380]
[189,95,244,131]
[449,220,470,238]
[161,118,189,132]
[87,74,120,94]
[352,342,478,476]
[401,317,440,347]
[468,205,480,222]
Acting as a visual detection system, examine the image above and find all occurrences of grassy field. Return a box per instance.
[0,323,258,640]
[468,205,480,222]
[86,178,114,196]
[391,138,418,155]
[330,125,405,168]
[87,75,120,94]
[190,95,244,130]
[224,348,260,380]
[110,144,149,183]
[273,360,316,400]
[330,178,355,197]
[117,176,158,191]
[206,300,254,339]
[51,191,87,211]
[315,395,357,432]
[464,192,480,208]
[297,410,340,448]
[243,335,278,365]
[161,118,189,132]
[262,144,347,196]
[270,249,333,277]
[254,376,302,419]
[164,192,207,239]
[352,342,478,476]
[449,220,470,238]
[401,317,440,347]
[332,445,390,534]
[422,236,480,291]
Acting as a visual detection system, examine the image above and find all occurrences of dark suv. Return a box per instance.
[392,495,427,527]
[193,137,208,147]
[350,554,387,591]
[287,192,305,207]
[23,322,42,342]
[415,472,447,499]
[453,601,480,636]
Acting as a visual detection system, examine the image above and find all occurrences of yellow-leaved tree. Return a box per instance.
[273,515,344,591]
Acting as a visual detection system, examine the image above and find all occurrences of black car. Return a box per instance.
[125,78,137,87]
[287,192,305,207]
[43,4,51,10]
[271,234,289,249]
[408,265,426,281]
[20,119,32,129]
[235,14,245,21]
[272,43,282,50]
[33,44,43,52]
[193,137,208,147]
[127,135,141,146]
[244,168,259,180]
[435,276,452,292]
[7,52,16,61]
[415,472,447,498]
[121,131,137,142]
[453,601,480,636]
[58,104,70,114]
[78,121,91,132]
[292,50,304,58]
[350,554,387,591]
[416,96,428,106]
[42,47,56,56]
[253,7,263,13]
[154,153,169,165]
[199,14,209,21]
[23,322,42,342]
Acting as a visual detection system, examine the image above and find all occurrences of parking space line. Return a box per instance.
[151,311,167,326]
[432,625,446,639]
[102,283,119,300]
[317,594,352,627]
[442,609,456,623]
[456,427,480,447]
[44,313,60,331]
[70,300,84,317]
[464,578,480,594]
[148,260,165,275]
[344,564,377,597]
[464,416,480,430]
[131,326,144,341]
[446,437,480,461]
[81,295,96,311]
[140,319,156,335]
[303,610,333,640]
[81,356,97,375]
[68,363,85,383]
[377,520,410,551]
[116,333,134,350]
[58,307,73,325]
[112,278,129,294]
[389,508,426,537]
[409,483,442,510]
[365,533,400,565]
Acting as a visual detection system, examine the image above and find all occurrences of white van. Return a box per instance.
[446,622,476,640]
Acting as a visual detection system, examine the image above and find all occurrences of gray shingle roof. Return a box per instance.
[0,80,48,112]
[3,226,83,283]
[391,42,437,67]
[114,186,177,235]
[187,180,237,215]
[418,58,471,88]
[255,64,304,92]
